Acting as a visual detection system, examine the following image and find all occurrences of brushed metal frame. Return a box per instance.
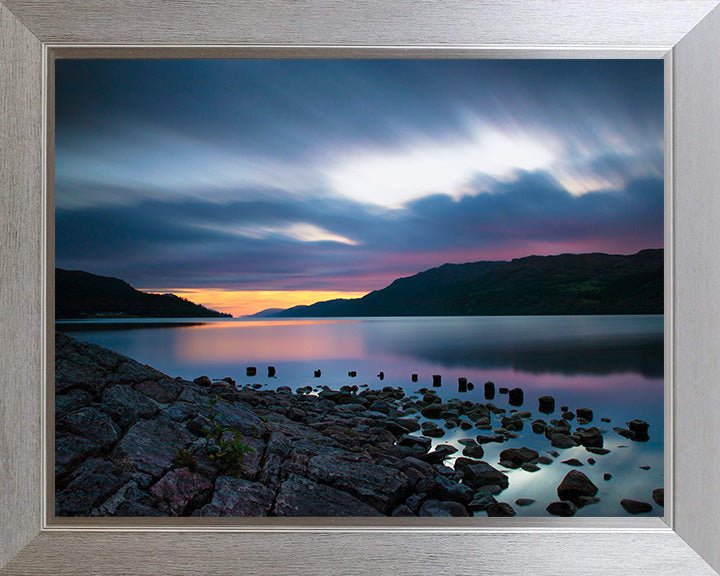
[1,2,719,575]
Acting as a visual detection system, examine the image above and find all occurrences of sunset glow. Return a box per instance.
[143,289,369,317]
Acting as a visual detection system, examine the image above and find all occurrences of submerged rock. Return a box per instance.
[486,502,516,517]
[546,501,576,516]
[557,470,598,506]
[652,488,664,507]
[621,499,653,514]
[461,461,509,490]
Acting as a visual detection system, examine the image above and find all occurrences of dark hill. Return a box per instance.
[275,249,663,317]
[55,269,232,319]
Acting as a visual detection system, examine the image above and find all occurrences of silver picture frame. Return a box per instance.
[1,1,719,574]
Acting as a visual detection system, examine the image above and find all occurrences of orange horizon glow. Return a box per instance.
[139,288,368,317]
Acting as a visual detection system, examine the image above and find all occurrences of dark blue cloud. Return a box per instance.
[55,59,664,291]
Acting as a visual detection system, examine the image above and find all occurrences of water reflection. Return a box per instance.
[57,314,663,517]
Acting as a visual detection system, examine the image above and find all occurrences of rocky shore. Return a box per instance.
[55,332,662,517]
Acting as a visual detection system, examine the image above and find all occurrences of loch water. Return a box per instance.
[57,314,664,517]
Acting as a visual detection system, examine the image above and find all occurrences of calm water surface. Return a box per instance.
[57,315,664,517]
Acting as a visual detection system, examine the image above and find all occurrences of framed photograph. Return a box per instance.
[2,1,720,575]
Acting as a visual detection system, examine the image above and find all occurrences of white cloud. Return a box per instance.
[323,128,557,208]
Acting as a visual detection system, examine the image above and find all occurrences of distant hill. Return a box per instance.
[245,308,286,318]
[274,249,663,317]
[55,269,232,319]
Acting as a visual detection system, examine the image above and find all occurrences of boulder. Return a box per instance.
[306,454,410,513]
[576,408,593,422]
[56,389,93,418]
[557,470,598,505]
[56,458,134,516]
[419,499,468,517]
[415,475,474,504]
[652,488,664,507]
[193,376,212,386]
[149,467,213,515]
[196,476,274,516]
[531,419,547,434]
[58,407,120,450]
[468,491,497,511]
[561,459,583,467]
[546,501,576,516]
[462,461,509,490]
[273,474,382,517]
[621,499,653,514]
[462,444,485,459]
[55,434,99,477]
[132,379,182,404]
[550,433,578,449]
[113,417,194,477]
[515,498,536,507]
[498,447,538,468]
[100,384,160,429]
[486,502,516,517]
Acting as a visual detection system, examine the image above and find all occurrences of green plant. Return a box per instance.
[204,395,255,477]
[173,447,196,469]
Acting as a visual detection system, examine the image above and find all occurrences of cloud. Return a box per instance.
[56,170,662,292]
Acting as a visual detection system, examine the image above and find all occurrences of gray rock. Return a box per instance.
[58,407,120,449]
[56,389,93,418]
[499,447,538,468]
[521,463,540,472]
[101,384,160,429]
[574,427,604,448]
[149,467,213,515]
[462,461,509,490]
[621,499,653,514]
[56,458,133,516]
[391,504,415,517]
[561,458,584,466]
[550,433,578,449]
[421,427,446,438]
[557,470,598,506]
[468,491,497,511]
[515,498,535,506]
[415,475,474,504]
[115,501,164,516]
[197,476,274,516]
[603,473,613,481]
[113,417,194,477]
[486,502,516,517]
[55,434,99,477]
[161,402,200,422]
[546,501,576,516]
[418,499,468,517]
[531,419,547,434]
[132,379,182,404]
[652,488,664,507]
[193,376,212,387]
[187,414,212,436]
[306,454,410,513]
[462,444,485,459]
[576,408,593,421]
[586,447,611,455]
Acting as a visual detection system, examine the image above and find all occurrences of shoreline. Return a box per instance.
[55,332,663,518]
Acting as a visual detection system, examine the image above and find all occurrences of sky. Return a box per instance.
[55,59,664,316]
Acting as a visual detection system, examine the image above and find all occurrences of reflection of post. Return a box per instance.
[433,374,442,387]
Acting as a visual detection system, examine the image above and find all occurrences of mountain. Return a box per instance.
[274,249,663,317]
[55,269,232,319]
[245,308,286,318]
